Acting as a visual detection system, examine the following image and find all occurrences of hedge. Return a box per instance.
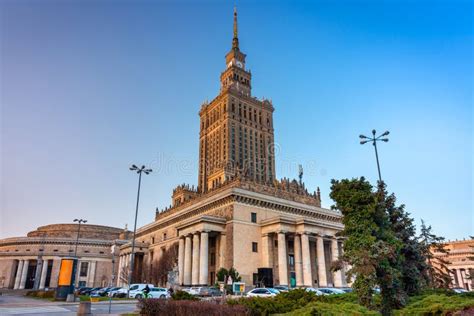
[138,299,248,316]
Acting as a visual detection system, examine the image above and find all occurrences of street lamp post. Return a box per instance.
[73,219,87,258]
[360,129,389,183]
[71,218,87,293]
[128,165,152,295]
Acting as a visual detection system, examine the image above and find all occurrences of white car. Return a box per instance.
[108,287,126,297]
[246,288,280,297]
[128,284,156,298]
[453,288,469,294]
[147,287,171,299]
[305,287,324,296]
[317,288,346,295]
[182,287,202,295]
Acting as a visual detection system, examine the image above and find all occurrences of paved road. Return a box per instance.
[0,294,138,315]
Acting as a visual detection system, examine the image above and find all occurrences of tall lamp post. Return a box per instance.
[71,218,86,294]
[359,129,389,183]
[128,165,152,294]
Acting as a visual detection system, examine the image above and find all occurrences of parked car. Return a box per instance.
[80,287,101,296]
[341,287,353,293]
[180,288,193,294]
[76,287,91,295]
[110,287,128,298]
[305,287,324,296]
[317,288,346,295]
[198,287,223,297]
[103,287,121,297]
[246,288,280,297]
[128,284,155,298]
[274,285,289,292]
[183,287,202,296]
[147,287,171,299]
[90,287,110,296]
[453,288,469,294]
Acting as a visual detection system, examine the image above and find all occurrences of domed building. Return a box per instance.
[0,223,130,290]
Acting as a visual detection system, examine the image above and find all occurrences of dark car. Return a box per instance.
[198,287,223,297]
[80,287,101,296]
[95,287,113,297]
[103,287,121,297]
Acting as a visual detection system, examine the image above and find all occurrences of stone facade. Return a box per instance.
[0,224,130,289]
[117,8,346,290]
[433,239,474,291]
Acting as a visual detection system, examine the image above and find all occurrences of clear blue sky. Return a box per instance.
[1,0,472,240]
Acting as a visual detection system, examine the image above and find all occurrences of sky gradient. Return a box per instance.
[1,0,472,240]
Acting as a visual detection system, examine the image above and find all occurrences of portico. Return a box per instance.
[260,216,346,288]
[176,215,226,286]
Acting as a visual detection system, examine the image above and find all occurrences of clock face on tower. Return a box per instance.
[236,61,243,68]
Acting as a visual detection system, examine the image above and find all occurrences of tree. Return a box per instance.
[330,178,407,314]
[149,243,179,286]
[419,220,452,288]
[119,265,129,286]
[383,186,427,296]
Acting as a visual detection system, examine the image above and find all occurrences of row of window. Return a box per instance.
[2,249,104,254]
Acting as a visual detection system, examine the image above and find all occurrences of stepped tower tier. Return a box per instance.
[198,7,276,193]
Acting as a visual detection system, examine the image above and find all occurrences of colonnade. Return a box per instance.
[451,268,473,291]
[117,253,131,287]
[178,230,223,286]
[263,231,344,287]
[13,259,51,290]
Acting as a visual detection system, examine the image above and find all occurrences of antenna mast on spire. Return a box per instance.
[232,6,239,49]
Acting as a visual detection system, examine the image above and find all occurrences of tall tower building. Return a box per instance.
[198,8,276,192]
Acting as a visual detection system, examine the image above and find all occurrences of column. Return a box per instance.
[183,235,192,285]
[14,260,24,289]
[191,233,200,285]
[19,259,29,289]
[301,233,313,287]
[88,261,96,287]
[178,237,185,285]
[293,234,303,287]
[261,234,272,267]
[116,256,123,287]
[457,269,464,288]
[199,231,209,285]
[219,233,226,269]
[331,238,343,287]
[316,236,327,287]
[277,232,288,286]
[39,259,49,289]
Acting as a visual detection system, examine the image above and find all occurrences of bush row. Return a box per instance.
[138,299,248,316]
[136,290,474,316]
[25,290,55,299]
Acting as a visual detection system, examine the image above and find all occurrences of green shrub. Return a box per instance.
[394,294,474,316]
[281,301,380,316]
[25,290,55,299]
[138,299,248,316]
[171,290,199,301]
[227,289,317,315]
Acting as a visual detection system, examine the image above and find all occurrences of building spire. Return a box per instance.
[232,6,239,50]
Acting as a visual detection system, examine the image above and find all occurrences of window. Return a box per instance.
[78,281,86,287]
[253,273,259,285]
[289,254,295,267]
[80,262,89,277]
[251,212,257,223]
[252,242,258,252]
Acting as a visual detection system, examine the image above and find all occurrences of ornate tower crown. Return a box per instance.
[221,7,251,96]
